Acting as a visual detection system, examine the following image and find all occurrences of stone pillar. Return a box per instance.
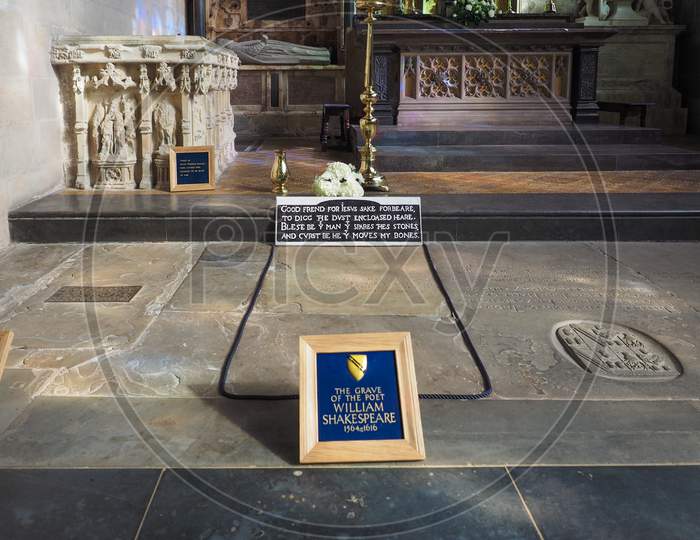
[571,45,601,124]
[139,64,154,189]
[179,65,193,147]
[71,66,90,190]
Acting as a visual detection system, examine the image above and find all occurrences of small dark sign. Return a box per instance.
[316,351,404,442]
[169,146,214,192]
[276,197,422,246]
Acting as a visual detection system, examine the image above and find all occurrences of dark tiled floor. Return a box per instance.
[0,469,160,540]
[2,467,699,539]
[511,466,700,540]
[137,468,538,539]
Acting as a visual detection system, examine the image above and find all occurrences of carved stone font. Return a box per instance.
[51,36,240,190]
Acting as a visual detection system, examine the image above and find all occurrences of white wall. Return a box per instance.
[0,0,187,246]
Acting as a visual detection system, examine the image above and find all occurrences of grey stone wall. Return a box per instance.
[675,0,700,134]
[0,0,187,247]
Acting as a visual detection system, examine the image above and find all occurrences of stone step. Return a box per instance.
[9,192,700,242]
[369,144,700,172]
[358,125,663,146]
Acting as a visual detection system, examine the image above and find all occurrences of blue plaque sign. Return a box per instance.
[316,351,404,442]
[169,146,215,192]
[175,152,210,184]
[299,332,425,464]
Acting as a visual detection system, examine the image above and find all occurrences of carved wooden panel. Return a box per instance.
[509,55,553,98]
[578,49,598,101]
[554,54,570,99]
[402,52,571,102]
[403,56,417,99]
[464,55,506,98]
[419,56,461,99]
[374,55,390,101]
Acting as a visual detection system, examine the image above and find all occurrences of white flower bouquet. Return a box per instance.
[451,0,498,25]
[312,162,365,197]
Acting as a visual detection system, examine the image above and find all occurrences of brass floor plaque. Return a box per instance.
[46,286,142,303]
[554,320,682,381]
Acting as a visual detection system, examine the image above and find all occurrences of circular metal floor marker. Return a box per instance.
[553,320,682,381]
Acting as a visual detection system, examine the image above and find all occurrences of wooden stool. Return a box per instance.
[598,101,655,127]
[321,104,351,151]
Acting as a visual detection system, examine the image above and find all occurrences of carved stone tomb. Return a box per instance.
[51,36,240,190]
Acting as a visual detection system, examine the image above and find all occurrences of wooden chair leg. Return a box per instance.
[320,112,329,151]
[619,110,627,126]
[344,110,352,150]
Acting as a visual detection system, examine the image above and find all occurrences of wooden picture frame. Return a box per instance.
[169,146,215,192]
[0,330,14,383]
[299,332,425,464]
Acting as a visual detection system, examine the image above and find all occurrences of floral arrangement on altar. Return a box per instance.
[450,0,498,25]
[312,162,365,197]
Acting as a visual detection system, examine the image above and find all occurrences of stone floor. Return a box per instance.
[61,138,700,195]
[1,240,699,465]
[1,240,699,538]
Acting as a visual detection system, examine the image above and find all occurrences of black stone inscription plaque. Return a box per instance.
[46,286,142,303]
[275,197,422,245]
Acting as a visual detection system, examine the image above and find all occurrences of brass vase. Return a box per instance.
[271,150,289,195]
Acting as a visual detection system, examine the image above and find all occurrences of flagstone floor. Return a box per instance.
[60,138,700,196]
[1,240,699,538]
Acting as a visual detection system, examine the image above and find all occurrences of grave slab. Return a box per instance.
[257,246,448,317]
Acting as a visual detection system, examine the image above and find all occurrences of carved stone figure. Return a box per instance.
[194,64,211,94]
[154,62,177,92]
[217,35,330,65]
[577,0,597,17]
[72,66,85,94]
[139,64,151,95]
[91,96,137,161]
[121,97,137,157]
[179,66,191,94]
[633,0,673,24]
[91,102,109,159]
[578,0,672,24]
[153,101,176,155]
[91,63,135,89]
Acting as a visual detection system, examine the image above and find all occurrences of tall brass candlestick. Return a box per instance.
[357,0,389,192]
